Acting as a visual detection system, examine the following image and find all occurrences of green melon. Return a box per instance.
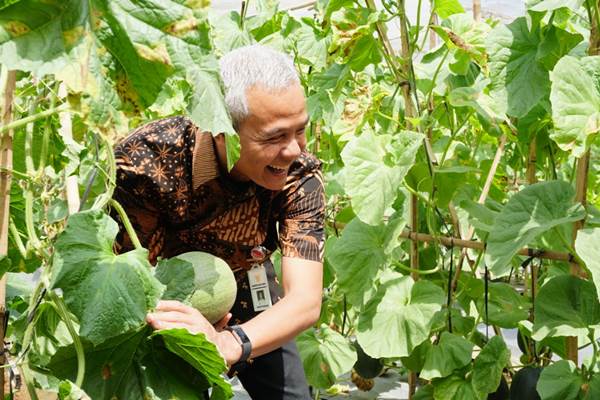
[353,342,385,379]
[174,252,238,324]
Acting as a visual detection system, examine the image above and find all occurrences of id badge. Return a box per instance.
[248,263,272,312]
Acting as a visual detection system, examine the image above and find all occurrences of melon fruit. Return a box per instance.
[173,252,238,324]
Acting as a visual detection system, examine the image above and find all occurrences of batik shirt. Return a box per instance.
[113,116,325,323]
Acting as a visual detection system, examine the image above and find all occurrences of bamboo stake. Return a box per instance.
[473,0,481,22]
[566,0,599,364]
[0,68,16,399]
[399,230,574,263]
[450,134,507,291]
[398,1,419,397]
[526,137,538,359]
[58,83,80,214]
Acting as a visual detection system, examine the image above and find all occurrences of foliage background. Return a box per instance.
[1,0,600,399]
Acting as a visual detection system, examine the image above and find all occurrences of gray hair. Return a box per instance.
[219,44,300,126]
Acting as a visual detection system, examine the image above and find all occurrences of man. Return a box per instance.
[114,44,324,399]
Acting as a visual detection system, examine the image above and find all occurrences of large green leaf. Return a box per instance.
[420,332,473,380]
[486,181,585,277]
[155,257,196,302]
[475,282,530,328]
[550,56,600,158]
[486,17,549,118]
[533,275,600,340]
[0,0,90,78]
[575,228,600,304]
[329,6,382,72]
[527,0,584,12]
[48,327,220,400]
[341,130,423,225]
[50,210,164,345]
[536,26,582,70]
[472,336,510,398]
[433,0,464,19]
[296,325,357,389]
[433,374,479,400]
[0,0,236,143]
[327,215,406,306]
[153,329,232,400]
[537,360,582,400]
[356,271,445,358]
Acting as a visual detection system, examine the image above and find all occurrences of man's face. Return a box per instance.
[230,83,308,191]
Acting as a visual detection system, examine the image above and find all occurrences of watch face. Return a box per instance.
[250,246,267,261]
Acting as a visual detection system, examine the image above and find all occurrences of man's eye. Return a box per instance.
[266,135,284,143]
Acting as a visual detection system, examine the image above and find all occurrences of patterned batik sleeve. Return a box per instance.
[278,169,326,262]
[113,139,165,263]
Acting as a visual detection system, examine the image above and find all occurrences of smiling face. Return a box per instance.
[218,83,308,190]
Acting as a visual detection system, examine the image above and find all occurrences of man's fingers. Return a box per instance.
[155,300,193,313]
[149,319,196,333]
[213,313,232,331]
[147,311,192,324]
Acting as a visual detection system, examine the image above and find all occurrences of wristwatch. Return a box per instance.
[224,324,252,364]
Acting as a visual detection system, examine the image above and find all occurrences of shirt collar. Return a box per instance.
[191,130,219,189]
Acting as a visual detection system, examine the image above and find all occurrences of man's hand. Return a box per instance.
[147,300,241,366]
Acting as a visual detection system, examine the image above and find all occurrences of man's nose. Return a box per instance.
[282,138,302,159]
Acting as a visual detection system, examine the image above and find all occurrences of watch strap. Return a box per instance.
[225,325,252,364]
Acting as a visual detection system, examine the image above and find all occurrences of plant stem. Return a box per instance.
[8,218,27,258]
[0,103,69,135]
[24,187,42,251]
[47,291,85,388]
[109,199,142,251]
[24,97,40,174]
[425,48,450,107]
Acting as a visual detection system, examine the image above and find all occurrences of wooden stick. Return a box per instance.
[400,230,574,263]
[451,134,507,291]
[473,0,481,21]
[566,0,599,365]
[0,68,16,400]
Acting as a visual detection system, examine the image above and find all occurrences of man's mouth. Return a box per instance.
[267,165,288,176]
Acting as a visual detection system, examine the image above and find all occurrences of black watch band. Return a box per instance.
[225,325,252,364]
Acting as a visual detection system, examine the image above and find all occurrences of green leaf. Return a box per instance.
[486,181,585,278]
[420,332,473,380]
[341,130,424,225]
[537,360,582,400]
[49,327,215,400]
[296,325,357,389]
[327,216,406,306]
[50,210,164,345]
[576,228,600,306]
[475,282,530,328]
[357,271,444,358]
[528,0,584,12]
[153,329,232,400]
[208,11,251,55]
[536,26,582,70]
[155,257,196,302]
[433,0,465,19]
[583,374,600,399]
[58,380,90,400]
[550,56,600,157]
[472,336,510,397]
[0,0,91,78]
[533,275,600,340]
[486,17,549,118]
[433,374,479,400]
